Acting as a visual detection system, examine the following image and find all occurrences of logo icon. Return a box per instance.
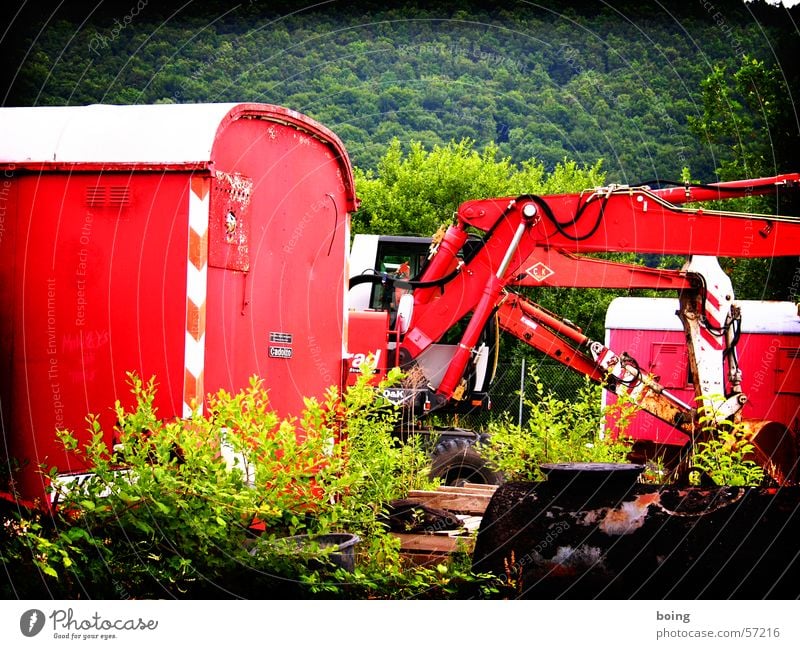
[20,609,45,637]
[382,388,415,405]
[525,262,555,283]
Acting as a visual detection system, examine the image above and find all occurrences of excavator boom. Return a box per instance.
[386,172,800,483]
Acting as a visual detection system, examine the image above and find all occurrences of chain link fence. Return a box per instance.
[452,358,594,431]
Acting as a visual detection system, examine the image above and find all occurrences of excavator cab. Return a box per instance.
[349,234,498,413]
[348,234,503,485]
[361,236,430,318]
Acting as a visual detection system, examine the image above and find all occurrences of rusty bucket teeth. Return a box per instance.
[740,419,799,486]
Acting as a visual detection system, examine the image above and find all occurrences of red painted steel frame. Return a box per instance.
[457,174,800,256]
[495,294,603,382]
[400,173,800,406]
[509,249,692,290]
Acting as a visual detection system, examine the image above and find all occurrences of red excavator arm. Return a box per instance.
[395,173,800,482]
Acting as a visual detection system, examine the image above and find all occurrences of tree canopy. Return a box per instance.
[3,0,798,332]
[4,0,798,182]
[354,138,605,235]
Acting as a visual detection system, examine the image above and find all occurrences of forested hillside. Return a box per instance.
[3,0,798,183]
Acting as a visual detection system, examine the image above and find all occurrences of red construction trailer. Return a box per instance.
[0,103,357,503]
[603,296,800,449]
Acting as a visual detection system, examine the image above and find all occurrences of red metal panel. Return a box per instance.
[649,341,689,390]
[204,116,352,419]
[0,173,17,491]
[345,310,389,386]
[605,329,692,446]
[739,334,800,434]
[607,326,800,447]
[776,347,800,395]
[7,172,190,500]
[219,104,358,213]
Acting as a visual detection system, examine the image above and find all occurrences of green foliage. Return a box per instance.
[354,138,605,235]
[687,55,800,301]
[688,405,765,487]
[7,1,796,180]
[688,56,792,181]
[0,370,500,599]
[482,372,632,481]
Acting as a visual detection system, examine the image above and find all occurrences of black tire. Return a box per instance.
[429,436,502,486]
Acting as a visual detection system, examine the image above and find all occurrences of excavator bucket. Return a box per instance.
[741,419,799,486]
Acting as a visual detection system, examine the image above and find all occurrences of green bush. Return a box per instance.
[481,372,633,482]
[1,370,500,599]
[687,404,765,487]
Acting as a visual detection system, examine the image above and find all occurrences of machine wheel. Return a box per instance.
[429,436,502,486]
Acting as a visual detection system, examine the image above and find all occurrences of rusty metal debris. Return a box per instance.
[473,463,800,598]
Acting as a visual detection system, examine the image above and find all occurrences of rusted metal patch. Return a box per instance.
[599,492,661,535]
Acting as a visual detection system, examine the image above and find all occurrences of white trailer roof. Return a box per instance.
[606,297,800,335]
[0,103,240,165]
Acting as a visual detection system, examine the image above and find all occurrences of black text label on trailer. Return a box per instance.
[269,332,293,344]
[269,346,293,359]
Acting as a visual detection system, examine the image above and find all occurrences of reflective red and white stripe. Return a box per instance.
[184,176,209,417]
[700,285,726,351]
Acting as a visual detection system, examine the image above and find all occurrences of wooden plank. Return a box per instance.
[407,488,493,499]
[405,491,493,515]
[394,533,460,553]
[392,532,475,554]
[399,552,448,567]
[417,485,498,496]
[461,516,483,532]
[462,482,500,492]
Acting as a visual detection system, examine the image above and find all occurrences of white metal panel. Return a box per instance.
[605,297,800,335]
[348,234,380,310]
[739,301,800,334]
[416,344,458,390]
[0,103,239,164]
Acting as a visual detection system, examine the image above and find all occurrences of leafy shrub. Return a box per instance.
[687,405,765,487]
[481,372,632,481]
[1,369,499,599]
